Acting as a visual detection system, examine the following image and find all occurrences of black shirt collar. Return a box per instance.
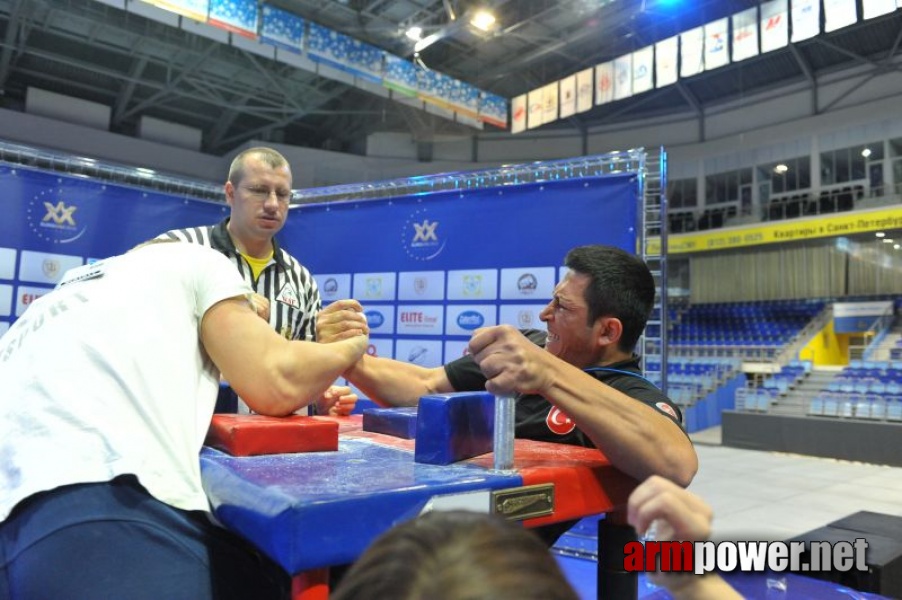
[211,218,288,269]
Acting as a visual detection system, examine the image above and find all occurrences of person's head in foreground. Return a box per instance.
[330,510,579,600]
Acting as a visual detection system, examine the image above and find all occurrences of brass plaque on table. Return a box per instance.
[491,483,555,520]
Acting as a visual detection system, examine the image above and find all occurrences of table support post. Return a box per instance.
[597,513,637,600]
[493,393,515,471]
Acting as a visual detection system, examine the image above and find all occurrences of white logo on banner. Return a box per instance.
[704,19,729,70]
[559,75,576,119]
[398,271,445,301]
[511,94,527,134]
[576,68,593,113]
[445,305,496,336]
[353,272,396,301]
[791,0,821,42]
[448,269,498,301]
[732,8,760,62]
[403,208,446,261]
[499,305,548,332]
[397,305,444,336]
[761,0,789,53]
[395,339,443,367]
[19,251,83,285]
[632,46,654,95]
[542,82,558,123]
[595,61,614,105]
[27,190,87,244]
[824,0,858,32]
[680,26,705,77]
[862,0,897,19]
[316,273,351,301]
[613,54,632,101]
[500,267,554,300]
[655,36,679,87]
[527,89,543,129]
[0,248,16,281]
[0,284,12,317]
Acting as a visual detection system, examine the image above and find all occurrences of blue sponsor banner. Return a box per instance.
[307,22,383,83]
[479,92,508,128]
[260,4,304,53]
[0,164,225,326]
[383,54,418,96]
[287,174,637,271]
[208,0,258,38]
[283,173,639,365]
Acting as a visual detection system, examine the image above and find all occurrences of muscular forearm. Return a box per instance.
[343,355,452,407]
[540,360,697,486]
[203,298,366,417]
[258,337,366,416]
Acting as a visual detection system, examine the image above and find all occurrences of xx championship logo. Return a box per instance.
[28,188,87,244]
[402,208,446,261]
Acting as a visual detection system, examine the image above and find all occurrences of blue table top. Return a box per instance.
[200,437,523,573]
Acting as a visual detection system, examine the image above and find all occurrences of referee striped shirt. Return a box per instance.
[158,219,321,342]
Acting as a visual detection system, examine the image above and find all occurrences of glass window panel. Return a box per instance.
[820,152,835,185]
[836,149,850,183]
[866,141,885,161]
[786,165,797,190]
[684,179,697,207]
[798,158,811,189]
[851,146,866,180]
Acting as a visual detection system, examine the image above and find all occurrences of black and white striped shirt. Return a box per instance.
[158,219,321,341]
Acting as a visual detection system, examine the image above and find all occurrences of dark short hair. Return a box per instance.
[227,147,290,185]
[330,511,579,600]
[565,245,655,353]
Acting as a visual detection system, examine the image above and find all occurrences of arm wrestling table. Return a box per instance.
[200,415,638,600]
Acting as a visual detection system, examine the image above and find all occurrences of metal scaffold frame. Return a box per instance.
[0,140,223,201]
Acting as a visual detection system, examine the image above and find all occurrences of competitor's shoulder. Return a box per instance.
[154,224,215,245]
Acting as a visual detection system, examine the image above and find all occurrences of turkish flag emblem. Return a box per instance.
[656,402,678,420]
[545,406,576,435]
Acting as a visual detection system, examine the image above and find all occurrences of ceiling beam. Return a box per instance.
[788,43,818,115]
[0,0,30,90]
[112,56,148,126]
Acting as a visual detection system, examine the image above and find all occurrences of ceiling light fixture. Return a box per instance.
[861,148,872,158]
[470,10,496,32]
[405,26,423,41]
[773,164,789,174]
[876,232,886,237]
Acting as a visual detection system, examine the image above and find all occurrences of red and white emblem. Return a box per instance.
[546,406,576,435]
[656,402,678,420]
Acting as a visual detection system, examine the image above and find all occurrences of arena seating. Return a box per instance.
[647,356,744,432]
[669,299,827,359]
[807,361,902,422]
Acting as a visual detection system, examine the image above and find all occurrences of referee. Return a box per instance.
[158,147,322,412]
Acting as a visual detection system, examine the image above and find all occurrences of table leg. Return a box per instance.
[291,568,330,600]
[597,511,637,600]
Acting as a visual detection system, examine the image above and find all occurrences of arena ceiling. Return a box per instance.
[0,0,900,156]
